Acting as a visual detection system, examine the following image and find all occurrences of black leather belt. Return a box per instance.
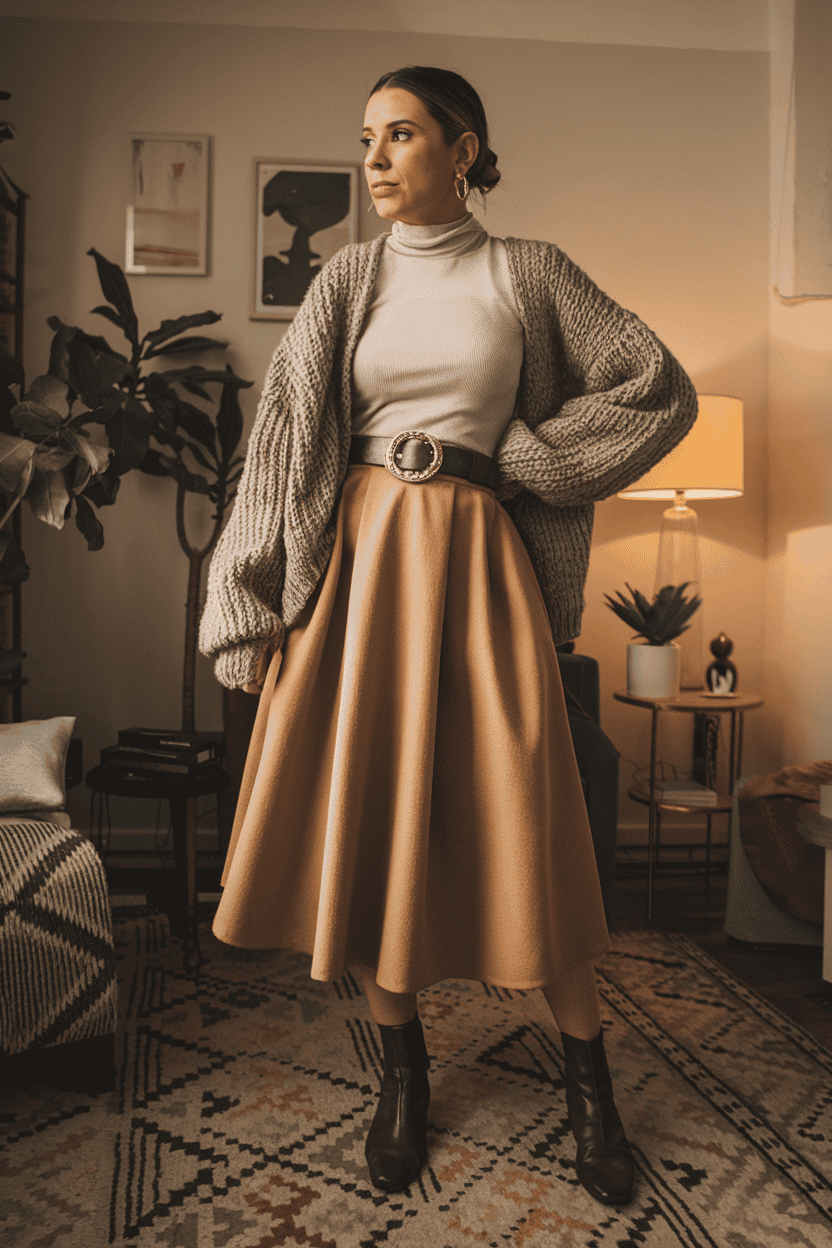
[349,432,496,487]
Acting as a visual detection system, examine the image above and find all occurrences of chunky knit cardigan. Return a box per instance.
[198,233,697,690]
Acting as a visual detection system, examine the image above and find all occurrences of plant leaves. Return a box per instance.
[82,468,120,508]
[70,389,127,426]
[180,437,214,474]
[47,317,130,366]
[176,379,211,400]
[35,445,75,471]
[167,456,211,495]
[138,447,175,478]
[67,339,108,409]
[144,312,222,347]
[105,407,151,475]
[87,249,138,346]
[28,468,71,529]
[63,428,113,476]
[216,366,244,463]
[73,492,104,550]
[176,399,216,454]
[0,348,25,436]
[604,581,701,645]
[24,373,71,415]
[0,431,38,493]
[10,401,65,437]
[90,304,126,330]
[143,334,229,359]
[162,365,253,388]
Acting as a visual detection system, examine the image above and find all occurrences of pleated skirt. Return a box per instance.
[212,464,609,993]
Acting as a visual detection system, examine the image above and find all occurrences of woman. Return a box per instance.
[199,65,697,1208]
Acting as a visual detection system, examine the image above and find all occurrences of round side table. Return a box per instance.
[612,691,764,918]
[87,765,231,970]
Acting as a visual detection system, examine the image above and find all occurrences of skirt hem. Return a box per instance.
[210,927,611,995]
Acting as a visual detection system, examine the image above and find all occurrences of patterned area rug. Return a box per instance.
[2,915,831,1247]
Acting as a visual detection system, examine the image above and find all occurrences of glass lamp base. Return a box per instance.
[654,494,705,689]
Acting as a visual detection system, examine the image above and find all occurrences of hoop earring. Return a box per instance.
[455,174,470,201]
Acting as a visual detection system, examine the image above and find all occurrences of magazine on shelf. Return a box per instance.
[654,779,718,806]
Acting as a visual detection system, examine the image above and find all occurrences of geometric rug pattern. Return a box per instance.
[1,915,831,1246]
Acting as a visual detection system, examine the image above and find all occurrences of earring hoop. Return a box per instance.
[455,174,470,201]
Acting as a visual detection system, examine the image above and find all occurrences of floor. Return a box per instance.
[611,857,832,1049]
[106,852,832,1052]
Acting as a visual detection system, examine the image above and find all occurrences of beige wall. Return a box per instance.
[1,14,770,839]
[766,0,832,766]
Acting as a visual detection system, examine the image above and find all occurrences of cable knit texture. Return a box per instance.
[199,233,697,689]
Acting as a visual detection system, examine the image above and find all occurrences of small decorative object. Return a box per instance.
[604,582,702,699]
[705,633,738,694]
[252,160,359,319]
[126,134,210,276]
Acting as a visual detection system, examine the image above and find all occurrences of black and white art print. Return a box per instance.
[252,160,359,319]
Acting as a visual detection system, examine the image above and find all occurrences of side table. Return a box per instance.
[612,691,763,918]
[86,765,231,970]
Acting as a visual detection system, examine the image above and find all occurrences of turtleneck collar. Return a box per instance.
[388,211,487,258]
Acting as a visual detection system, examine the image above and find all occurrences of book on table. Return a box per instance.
[654,779,718,806]
[116,727,224,754]
[100,744,222,776]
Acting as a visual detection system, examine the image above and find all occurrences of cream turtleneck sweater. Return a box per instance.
[351,212,524,457]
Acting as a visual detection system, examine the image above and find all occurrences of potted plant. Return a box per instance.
[604,582,702,698]
[0,248,253,730]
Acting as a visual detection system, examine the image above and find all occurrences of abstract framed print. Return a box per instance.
[126,134,210,275]
[252,160,359,319]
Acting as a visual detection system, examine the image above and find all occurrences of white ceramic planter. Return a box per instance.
[626,641,681,699]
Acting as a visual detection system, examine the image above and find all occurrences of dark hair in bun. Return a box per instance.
[369,65,501,198]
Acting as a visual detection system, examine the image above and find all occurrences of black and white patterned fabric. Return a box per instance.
[0,821,117,1055]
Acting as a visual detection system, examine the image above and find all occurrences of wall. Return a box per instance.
[766,0,832,766]
[0,12,770,840]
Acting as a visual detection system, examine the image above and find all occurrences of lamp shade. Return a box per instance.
[617,394,744,500]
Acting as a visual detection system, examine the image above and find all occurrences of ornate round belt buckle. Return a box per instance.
[385,430,444,483]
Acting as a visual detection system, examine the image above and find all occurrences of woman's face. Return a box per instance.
[362,87,478,226]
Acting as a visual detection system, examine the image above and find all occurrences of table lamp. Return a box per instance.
[617,395,744,689]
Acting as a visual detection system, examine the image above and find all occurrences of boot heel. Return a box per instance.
[561,1027,635,1206]
[365,1014,431,1192]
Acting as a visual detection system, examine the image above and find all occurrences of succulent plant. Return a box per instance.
[604,582,702,646]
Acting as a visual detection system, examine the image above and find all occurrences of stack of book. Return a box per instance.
[654,778,718,807]
[101,727,224,779]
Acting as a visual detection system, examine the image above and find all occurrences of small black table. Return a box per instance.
[86,765,231,969]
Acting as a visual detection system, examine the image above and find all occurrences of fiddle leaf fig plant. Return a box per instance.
[0,248,251,553]
[0,247,254,730]
[604,582,702,646]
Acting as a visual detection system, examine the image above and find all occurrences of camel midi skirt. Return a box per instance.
[212,463,609,993]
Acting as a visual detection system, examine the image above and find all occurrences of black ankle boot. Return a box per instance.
[365,1013,431,1192]
[560,1028,635,1206]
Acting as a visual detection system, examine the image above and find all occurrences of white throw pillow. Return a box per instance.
[0,717,76,812]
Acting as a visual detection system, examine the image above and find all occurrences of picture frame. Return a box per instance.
[252,159,360,319]
[126,133,210,276]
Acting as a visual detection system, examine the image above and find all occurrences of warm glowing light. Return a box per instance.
[618,395,744,500]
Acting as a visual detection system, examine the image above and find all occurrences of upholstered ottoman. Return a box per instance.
[0,817,117,1090]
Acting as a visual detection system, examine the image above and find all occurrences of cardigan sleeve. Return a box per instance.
[197,262,343,690]
[496,242,698,507]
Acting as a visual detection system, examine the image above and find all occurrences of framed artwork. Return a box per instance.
[126,133,210,275]
[252,160,359,319]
